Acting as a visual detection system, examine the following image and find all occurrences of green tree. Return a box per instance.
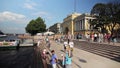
[90,3,108,33]
[105,2,120,35]
[90,2,120,35]
[25,17,46,35]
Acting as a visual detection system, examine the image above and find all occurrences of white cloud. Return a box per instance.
[32,11,48,16]
[23,0,37,10]
[0,11,26,23]
[0,11,30,34]
[24,3,37,10]
[32,11,54,20]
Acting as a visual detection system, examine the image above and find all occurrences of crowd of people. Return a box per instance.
[62,39,74,68]
[36,34,74,68]
[36,32,118,68]
[85,33,117,45]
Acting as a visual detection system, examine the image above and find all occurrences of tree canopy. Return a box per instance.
[90,2,120,35]
[25,17,46,35]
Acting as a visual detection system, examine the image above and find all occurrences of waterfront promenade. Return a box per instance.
[0,36,120,68]
[49,39,120,68]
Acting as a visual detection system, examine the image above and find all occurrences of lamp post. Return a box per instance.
[74,0,76,12]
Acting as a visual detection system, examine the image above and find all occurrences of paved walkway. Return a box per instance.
[49,40,120,68]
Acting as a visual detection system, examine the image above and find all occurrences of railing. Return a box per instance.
[36,40,62,68]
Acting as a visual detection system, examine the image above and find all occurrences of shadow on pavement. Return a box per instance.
[47,63,52,68]
[76,56,87,63]
[79,59,87,63]
[72,60,82,68]
[60,50,65,53]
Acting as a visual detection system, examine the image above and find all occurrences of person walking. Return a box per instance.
[86,33,90,42]
[112,34,117,45]
[107,33,111,44]
[94,33,98,42]
[41,49,47,60]
[98,33,103,43]
[61,54,65,68]
[65,46,72,68]
[91,33,94,42]
[69,39,74,57]
[37,39,41,46]
[50,50,58,68]
[48,40,51,49]
[41,49,48,68]
[104,33,107,42]
[45,36,49,44]
[63,40,68,52]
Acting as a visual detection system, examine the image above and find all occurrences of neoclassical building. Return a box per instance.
[74,13,95,35]
[61,12,81,35]
[61,12,120,38]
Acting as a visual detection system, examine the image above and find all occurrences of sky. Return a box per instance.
[0,0,115,34]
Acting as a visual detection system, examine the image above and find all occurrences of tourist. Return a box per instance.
[91,33,94,42]
[107,33,111,44]
[98,33,103,43]
[63,40,68,52]
[94,33,98,42]
[48,40,51,49]
[69,39,74,57]
[45,36,49,44]
[37,39,41,46]
[61,54,65,68]
[112,34,117,45]
[42,49,47,60]
[86,33,90,42]
[103,33,107,42]
[65,46,72,68]
[50,50,58,68]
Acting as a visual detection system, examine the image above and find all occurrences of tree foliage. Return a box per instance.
[90,2,120,35]
[90,3,108,33]
[25,17,46,35]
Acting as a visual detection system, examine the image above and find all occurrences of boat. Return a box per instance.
[0,35,7,37]
[0,35,20,50]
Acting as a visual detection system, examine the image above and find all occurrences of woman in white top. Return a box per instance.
[63,41,68,51]
[69,40,74,57]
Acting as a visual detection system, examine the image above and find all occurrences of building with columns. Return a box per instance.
[74,13,95,36]
[61,12,81,35]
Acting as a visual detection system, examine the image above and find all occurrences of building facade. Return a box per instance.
[49,23,61,34]
[61,13,81,35]
[74,13,95,36]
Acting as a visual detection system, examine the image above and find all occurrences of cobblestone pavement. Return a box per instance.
[49,40,120,68]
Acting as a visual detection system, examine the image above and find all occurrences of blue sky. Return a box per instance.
[0,0,113,34]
